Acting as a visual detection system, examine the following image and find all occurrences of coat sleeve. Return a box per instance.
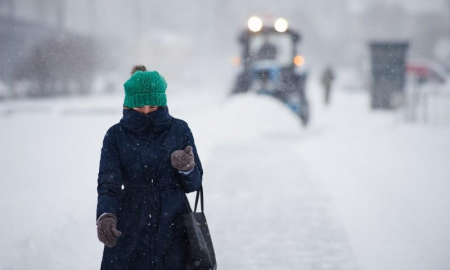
[96,127,123,223]
[178,124,203,193]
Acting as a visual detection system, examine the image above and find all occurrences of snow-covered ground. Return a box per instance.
[301,79,450,270]
[0,75,449,270]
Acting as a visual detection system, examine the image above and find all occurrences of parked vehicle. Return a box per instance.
[406,59,449,88]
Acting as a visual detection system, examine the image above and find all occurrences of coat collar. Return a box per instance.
[119,106,172,134]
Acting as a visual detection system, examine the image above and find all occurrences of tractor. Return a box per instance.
[232,17,309,125]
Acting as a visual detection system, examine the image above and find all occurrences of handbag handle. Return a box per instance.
[194,186,204,213]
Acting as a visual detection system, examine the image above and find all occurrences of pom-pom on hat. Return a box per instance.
[123,65,167,108]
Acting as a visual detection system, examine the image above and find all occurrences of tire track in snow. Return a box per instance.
[202,140,358,270]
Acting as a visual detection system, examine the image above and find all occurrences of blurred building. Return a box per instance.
[0,0,99,97]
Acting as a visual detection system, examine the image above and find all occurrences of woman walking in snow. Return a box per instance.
[96,65,203,269]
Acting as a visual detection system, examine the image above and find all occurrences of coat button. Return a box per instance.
[149,214,151,218]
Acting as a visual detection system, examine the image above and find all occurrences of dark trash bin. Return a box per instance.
[369,42,409,109]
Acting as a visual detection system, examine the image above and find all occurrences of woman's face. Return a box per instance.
[133,106,159,114]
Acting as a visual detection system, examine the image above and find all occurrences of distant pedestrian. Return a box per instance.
[96,65,203,269]
[321,66,335,105]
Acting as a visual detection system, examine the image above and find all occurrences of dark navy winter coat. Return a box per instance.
[96,106,203,270]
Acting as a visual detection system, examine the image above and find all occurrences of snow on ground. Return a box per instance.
[301,78,450,270]
[0,75,449,270]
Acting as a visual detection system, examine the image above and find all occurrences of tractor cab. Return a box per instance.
[232,17,309,125]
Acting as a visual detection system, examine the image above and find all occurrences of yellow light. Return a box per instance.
[274,18,289,33]
[248,16,263,32]
[231,56,241,66]
[294,55,305,66]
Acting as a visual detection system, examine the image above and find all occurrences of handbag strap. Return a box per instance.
[194,186,204,213]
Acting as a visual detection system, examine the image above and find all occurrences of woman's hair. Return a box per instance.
[130,65,147,75]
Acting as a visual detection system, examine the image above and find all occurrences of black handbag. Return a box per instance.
[183,186,217,270]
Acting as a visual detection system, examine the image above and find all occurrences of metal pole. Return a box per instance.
[422,89,428,123]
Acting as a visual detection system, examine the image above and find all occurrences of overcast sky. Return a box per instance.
[348,0,448,14]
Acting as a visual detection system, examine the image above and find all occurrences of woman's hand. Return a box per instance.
[171,146,196,172]
[97,213,122,248]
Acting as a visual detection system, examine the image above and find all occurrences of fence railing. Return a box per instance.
[400,79,450,125]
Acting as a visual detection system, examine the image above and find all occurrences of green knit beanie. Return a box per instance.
[123,70,167,107]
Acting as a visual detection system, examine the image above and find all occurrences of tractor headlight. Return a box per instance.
[294,55,305,66]
[275,18,289,33]
[248,16,263,32]
[231,56,241,66]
